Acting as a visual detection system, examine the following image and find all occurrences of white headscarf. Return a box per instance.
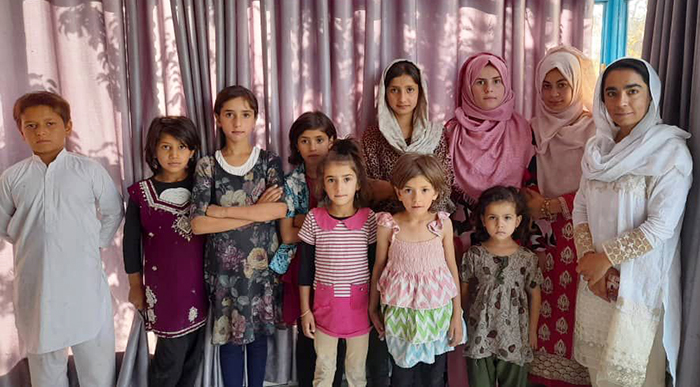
[531,45,596,198]
[376,59,444,154]
[581,57,691,386]
[581,58,691,181]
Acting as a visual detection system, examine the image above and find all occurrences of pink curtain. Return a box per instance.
[0,0,592,383]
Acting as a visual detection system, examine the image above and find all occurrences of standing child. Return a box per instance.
[190,86,287,387]
[122,116,207,386]
[461,186,542,387]
[0,91,124,387]
[298,139,376,387]
[269,111,346,387]
[369,153,465,387]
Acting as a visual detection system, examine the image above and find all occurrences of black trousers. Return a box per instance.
[149,325,205,387]
[366,328,391,387]
[391,353,447,387]
[296,322,346,387]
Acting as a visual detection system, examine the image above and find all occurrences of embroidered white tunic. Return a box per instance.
[0,150,124,354]
[573,171,690,385]
[572,58,692,387]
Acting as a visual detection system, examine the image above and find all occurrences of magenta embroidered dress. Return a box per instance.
[128,179,208,337]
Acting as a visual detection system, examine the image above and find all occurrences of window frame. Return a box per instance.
[595,0,629,66]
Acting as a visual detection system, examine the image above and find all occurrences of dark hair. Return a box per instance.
[145,116,202,174]
[601,59,650,101]
[13,91,71,131]
[288,111,338,165]
[472,186,530,244]
[390,153,448,212]
[213,85,259,149]
[315,138,372,208]
[383,60,426,121]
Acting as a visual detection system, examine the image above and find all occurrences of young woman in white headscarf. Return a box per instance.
[572,57,692,387]
[524,46,596,387]
[361,59,455,386]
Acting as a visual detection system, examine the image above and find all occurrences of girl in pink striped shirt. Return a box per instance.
[298,138,376,387]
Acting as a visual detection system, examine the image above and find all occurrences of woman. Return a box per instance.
[525,46,596,387]
[445,52,534,387]
[573,58,691,387]
[446,52,534,249]
[361,58,454,386]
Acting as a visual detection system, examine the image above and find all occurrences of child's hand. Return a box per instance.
[301,311,316,339]
[206,204,226,218]
[128,284,146,311]
[258,186,283,204]
[529,326,538,349]
[369,308,385,339]
[293,214,306,228]
[448,314,463,347]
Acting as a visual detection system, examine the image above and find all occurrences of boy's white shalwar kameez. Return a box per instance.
[0,149,124,387]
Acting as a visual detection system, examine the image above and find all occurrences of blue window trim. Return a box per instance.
[596,0,629,66]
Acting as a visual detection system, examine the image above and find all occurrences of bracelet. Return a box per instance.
[541,198,556,222]
[300,309,312,318]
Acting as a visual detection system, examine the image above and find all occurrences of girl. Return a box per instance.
[363,59,455,214]
[298,139,376,387]
[525,46,596,387]
[190,86,287,387]
[445,52,535,386]
[362,57,455,387]
[123,116,207,387]
[369,153,465,387]
[270,111,345,387]
[573,58,691,387]
[461,186,542,387]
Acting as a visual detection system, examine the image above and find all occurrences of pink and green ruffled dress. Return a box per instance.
[377,211,467,368]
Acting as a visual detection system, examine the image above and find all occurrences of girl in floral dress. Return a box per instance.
[461,186,542,387]
[369,153,465,387]
[190,86,287,387]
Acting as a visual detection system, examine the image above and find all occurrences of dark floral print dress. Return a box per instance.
[191,149,283,345]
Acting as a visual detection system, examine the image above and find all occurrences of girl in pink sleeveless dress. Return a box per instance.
[369,154,466,387]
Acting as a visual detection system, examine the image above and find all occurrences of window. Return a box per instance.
[591,0,648,76]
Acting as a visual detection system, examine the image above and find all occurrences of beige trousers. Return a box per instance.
[313,330,369,387]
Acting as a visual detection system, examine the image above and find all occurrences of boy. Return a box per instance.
[0,91,124,387]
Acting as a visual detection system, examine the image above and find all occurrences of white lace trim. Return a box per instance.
[575,290,661,387]
[215,147,260,176]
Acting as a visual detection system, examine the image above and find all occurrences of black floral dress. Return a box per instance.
[191,150,283,345]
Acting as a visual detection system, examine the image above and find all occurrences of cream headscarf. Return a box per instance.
[376,59,444,154]
[531,45,596,198]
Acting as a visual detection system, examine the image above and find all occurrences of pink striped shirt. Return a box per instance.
[298,207,377,298]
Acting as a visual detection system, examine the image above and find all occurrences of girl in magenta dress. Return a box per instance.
[123,116,207,386]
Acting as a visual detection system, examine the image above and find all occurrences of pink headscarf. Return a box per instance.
[446,53,534,202]
[531,46,596,198]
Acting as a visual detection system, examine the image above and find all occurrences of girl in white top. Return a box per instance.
[573,58,692,387]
